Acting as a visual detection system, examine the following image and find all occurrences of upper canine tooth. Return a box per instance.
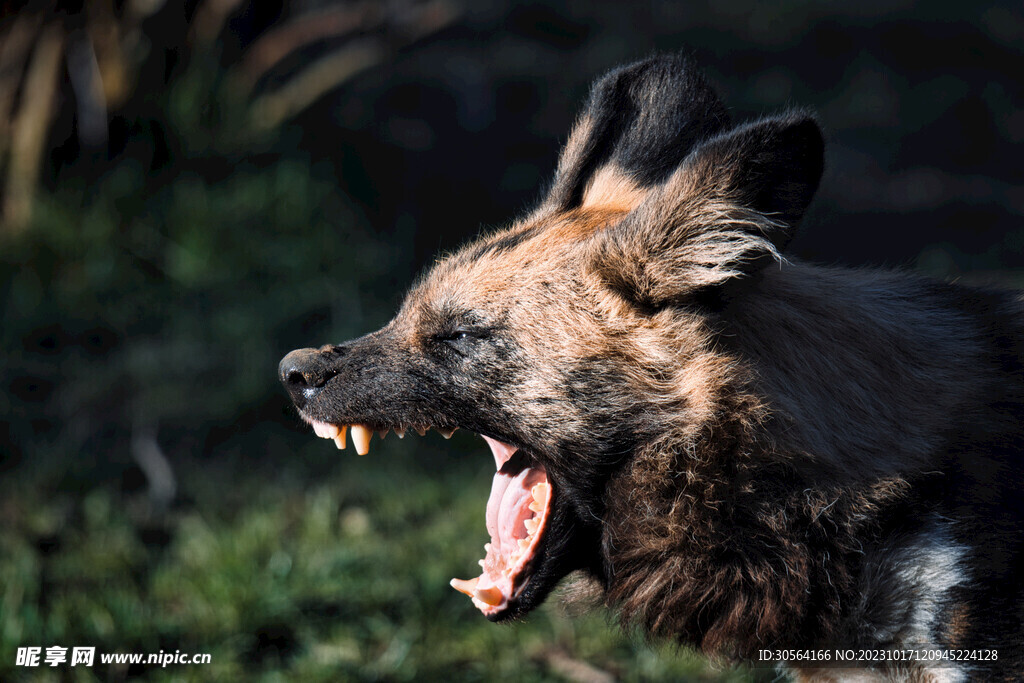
[334,425,348,450]
[350,425,372,455]
[437,427,456,439]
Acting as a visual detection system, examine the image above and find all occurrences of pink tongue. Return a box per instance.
[482,437,545,553]
[485,464,547,556]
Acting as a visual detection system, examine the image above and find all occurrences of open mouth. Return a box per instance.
[304,419,553,618]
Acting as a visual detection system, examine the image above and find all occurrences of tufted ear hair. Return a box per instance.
[543,54,731,214]
[590,113,825,308]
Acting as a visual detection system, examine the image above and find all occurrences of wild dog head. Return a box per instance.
[279,55,823,623]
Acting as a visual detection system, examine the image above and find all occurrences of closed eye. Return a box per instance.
[437,328,489,343]
[431,328,492,358]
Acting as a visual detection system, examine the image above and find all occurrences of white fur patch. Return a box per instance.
[891,522,969,682]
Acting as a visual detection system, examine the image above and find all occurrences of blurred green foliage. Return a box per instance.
[2,48,395,477]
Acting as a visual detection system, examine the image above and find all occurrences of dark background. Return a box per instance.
[1,1,1022,680]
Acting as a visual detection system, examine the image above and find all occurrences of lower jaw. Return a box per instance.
[450,471,552,615]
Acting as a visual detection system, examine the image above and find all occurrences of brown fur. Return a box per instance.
[281,56,1024,680]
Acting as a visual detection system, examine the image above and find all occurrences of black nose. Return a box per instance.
[279,346,339,409]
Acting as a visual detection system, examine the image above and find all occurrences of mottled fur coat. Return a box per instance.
[281,56,1024,681]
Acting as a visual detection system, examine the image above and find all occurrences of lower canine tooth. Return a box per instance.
[450,577,479,597]
[350,425,372,455]
[474,586,503,606]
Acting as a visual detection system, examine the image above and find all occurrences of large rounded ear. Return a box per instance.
[688,113,824,233]
[590,113,825,307]
[543,54,731,214]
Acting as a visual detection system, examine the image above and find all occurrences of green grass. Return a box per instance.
[0,433,766,681]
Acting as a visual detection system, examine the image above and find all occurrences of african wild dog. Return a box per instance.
[279,55,1024,680]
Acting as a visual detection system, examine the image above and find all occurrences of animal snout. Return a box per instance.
[279,345,341,409]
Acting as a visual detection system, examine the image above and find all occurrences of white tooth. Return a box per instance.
[478,559,486,568]
[415,426,428,437]
[350,425,372,455]
[518,538,530,551]
[437,427,456,439]
[450,577,478,597]
[524,519,538,535]
[474,586,503,606]
[395,427,406,439]
[314,422,339,439]
[531,483,550,506]
[332,425,347,450]
[377,428,389,440]
[484,543,492,553]
[528,501,543,513]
